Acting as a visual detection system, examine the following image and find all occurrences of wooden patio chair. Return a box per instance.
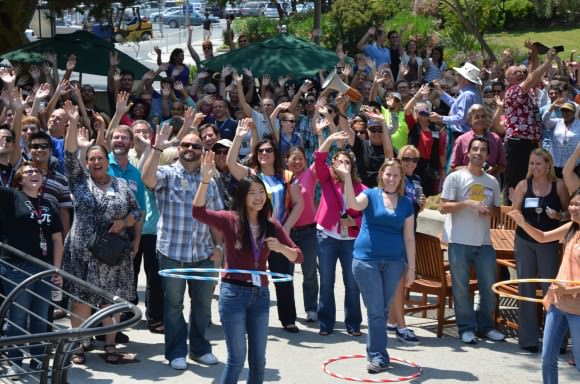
[491,205,516,230]
[404,232,477,337]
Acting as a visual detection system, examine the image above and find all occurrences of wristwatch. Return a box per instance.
[215,244,224,253]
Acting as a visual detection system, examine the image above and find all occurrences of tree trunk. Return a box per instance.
[0,0,36,52]
[313,0,321,45]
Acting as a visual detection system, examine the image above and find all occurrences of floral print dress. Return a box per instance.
[63,152,140,305]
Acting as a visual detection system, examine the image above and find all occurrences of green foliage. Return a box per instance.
[387,10,438,48]
[326,0,395,54]
[437,27,482,66]
[233,16,279,43]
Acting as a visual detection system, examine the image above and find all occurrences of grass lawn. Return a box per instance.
[486,27,580,60]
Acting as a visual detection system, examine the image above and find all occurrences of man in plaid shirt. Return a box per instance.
[142,129,224,371]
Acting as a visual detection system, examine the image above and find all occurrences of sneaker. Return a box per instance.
[484,329,505,341]
[192,353,218,365]
[396,328,421,346]
[461,331,477,344]
[306,311,318,322]
[367,359,389,374]
[6,364,26,380]
[386,324,397,332]
[170,357,187,370]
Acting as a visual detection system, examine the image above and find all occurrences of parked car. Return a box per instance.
[163,10,219,28]
[224,3,241,17]
[55,19,83,34]
[296,2,314,13]
[150,7,180,22]
[239,1,265,17]
[264,3,287,18]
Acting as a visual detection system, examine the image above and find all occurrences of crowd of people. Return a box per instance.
[0,21,579,383]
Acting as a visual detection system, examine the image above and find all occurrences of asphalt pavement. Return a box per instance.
[64,262,578,383]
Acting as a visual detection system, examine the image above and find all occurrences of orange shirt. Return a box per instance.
[544,231,580,315]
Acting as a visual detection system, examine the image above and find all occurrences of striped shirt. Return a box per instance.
[154,161,223,262]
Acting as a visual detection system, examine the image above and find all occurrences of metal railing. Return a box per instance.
[0,242,142,383]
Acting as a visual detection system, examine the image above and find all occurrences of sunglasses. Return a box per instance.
[30,143,51,150]
[213,148,229,155]
[368,127,383,133]
[283,119,296,123]
[23,169,42,176]
[257,147,274,154]
[180,142,203,150]
[402,157,419,163]
[0,136,15,143]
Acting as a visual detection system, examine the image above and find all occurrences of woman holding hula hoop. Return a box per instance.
[508,190,580,383]
[192,151,303,384]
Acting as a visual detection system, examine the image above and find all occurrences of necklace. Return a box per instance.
[383,190,398,195]
[93,176,111,186]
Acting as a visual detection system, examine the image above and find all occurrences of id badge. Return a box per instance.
[524,197,540,208]
[181,179,191,191]
[252,272,261,287]
[432,130,440,139]
[106,187,115,197]
[40,237,47,257]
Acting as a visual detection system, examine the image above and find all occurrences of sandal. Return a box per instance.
[319,331,330,336]
[283,324,299,333]
[348,329,362,337]
[104,344,122,365]
[71,352,86,365]
[148,322,165,334]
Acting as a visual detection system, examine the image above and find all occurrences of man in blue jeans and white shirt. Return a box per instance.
[440,136,505,344]
[142,130,224,370]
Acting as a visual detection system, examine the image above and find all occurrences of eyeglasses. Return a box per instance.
[368,127,383,133]
[30,143,51,150]
[0,136,15,143]
[180,142,203,150]
[257,147,274,154]
[283,120,296,123]
[356,130,368,135]
[213,148,229,155]
[305,99,316,104]
[402,157,419,163]
[23,169,42,176]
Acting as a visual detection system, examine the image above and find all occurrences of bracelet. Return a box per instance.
[201,180,211,185]
[338,112,348,119]
[151,145,163,152]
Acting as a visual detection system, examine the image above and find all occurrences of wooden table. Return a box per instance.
[490,229,515,261]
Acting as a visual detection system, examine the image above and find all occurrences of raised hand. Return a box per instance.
[55,79,70,96]
[155,123,176,149]
[77,126,95,149]
[63,99,79,121]
[10,88,24,112]
[243,68,253,78]
[183,106,195,128]
[236,118,252,137]
[70,83,82,101]
[93,112,105,131]
[221,64,233,77]
[66,54,76,71]
[493,94,504,108]
[278,75,289,88]
[197,71,209,80]
[200,150,217,181]
[193,112,206,127]
[42,62,52,76]
[261,73,271,87]
[0,68,16,87]
[143,69,156,81]
[232,71,243,84]
[315,95,327,109]
[161,82,172,98]
[277,101,291,111]
[286,83,296,98]
[153,45,162,56]
[299,79,313,95]
[115,91,132,115]
[336,42,347,61]
[342,64,352,78]
[173,81,184,91]
[367,26,376,36]
[112,68,121,82]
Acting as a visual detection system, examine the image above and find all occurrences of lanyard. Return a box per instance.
[250,232,264,269]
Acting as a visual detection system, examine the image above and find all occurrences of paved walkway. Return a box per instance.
[66,264,578,384]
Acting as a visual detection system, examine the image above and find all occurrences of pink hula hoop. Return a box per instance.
[321,354,423,383]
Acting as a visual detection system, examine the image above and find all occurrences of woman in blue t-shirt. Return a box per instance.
[336,158,416,374]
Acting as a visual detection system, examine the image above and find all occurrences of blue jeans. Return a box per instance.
[2,261,52,366]
[448,243,497,335]
[291,225,318,313]
[352,258,405,365]
[160,254,216,361]
[219,282,270,384]
[542,305,580,384]
[316,231,361,333]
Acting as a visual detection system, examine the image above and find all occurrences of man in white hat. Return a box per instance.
[430,62,483,137]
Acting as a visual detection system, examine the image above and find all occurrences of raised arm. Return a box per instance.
[187,26,203,69]
[193,151,217,207]
[106,91,132,144]
[356,27,375,52]
[227,118,253,181]
[334,152,369,212]
[141,123,174,189]
[9,88,24,165]
[521,48,556,94]
[508,210,571,243]
[63,100,80,153]
[233,71,253,117]
[563,142,580,194]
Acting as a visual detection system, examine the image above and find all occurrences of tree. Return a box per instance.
[439,0,500,62]
[0,0,132,52]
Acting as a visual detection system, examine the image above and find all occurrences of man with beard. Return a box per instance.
[440,136,505,345]
[141,130,224,370]
[203,99,237,141]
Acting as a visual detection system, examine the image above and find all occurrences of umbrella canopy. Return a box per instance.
[203,34,350,79]
[0,31,151,78]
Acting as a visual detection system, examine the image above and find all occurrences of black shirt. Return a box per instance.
[0,187,63,262]
[353,135,385,188]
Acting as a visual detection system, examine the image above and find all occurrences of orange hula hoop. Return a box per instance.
[492,279,580,303]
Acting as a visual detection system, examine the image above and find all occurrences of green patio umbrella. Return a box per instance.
[203,34,351,79]
[0,31,151,78]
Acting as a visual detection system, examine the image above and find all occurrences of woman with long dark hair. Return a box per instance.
[227,118,304,332]
[423,46,447,82]
[508,190,580,383]
[193,152,303,384]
